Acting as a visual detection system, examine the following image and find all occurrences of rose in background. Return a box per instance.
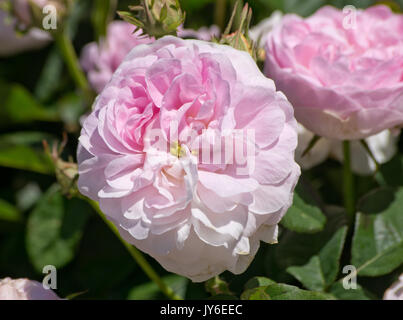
[296,125,399,175]
[251,7,400,174]
[80,21,154,93]
[249,10,283,45]
[265,5,403,140]
[77,36,300,281]
[0,8,50,56]
[0,278,61,300]
[80,21,220,93]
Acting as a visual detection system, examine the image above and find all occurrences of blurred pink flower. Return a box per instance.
[249,10,283,46]
[77,36,300,281]
[265,5,403,140]
[0,278,61,300]
[12,0,48,26]
[80,21,154,93]
[0,9,50,56]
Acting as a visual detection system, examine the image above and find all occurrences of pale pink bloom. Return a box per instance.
[296,124,399,175]
[0,10,50,56]
[249,11,283,46]
[177,25,220,41]
[265,5,403,140]
[80,21,154,93]
[384,274,403,300]
[77,36,300,281]
[0,278,61,300]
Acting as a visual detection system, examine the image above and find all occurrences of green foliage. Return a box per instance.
[244,276,275,289]
[274,205,347,273]
[328,282,371,300]
[241,278,334,300]
[0,199,22,223]
[281,182,327,233]
[351,187,403,277]
[127,275,188,300]
[205,276,233,296]
[0,132,54,174]
[0,84,58,125]
[26,185,91,272]
[287,227,347,291]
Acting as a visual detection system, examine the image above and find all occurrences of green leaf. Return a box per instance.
[56,93,86,132]
[264,283,334,300]
[244,277,275,290]
[26,185,91,272]
[274,205,347,277]
[127,275,188,300]
[351,187,403,277]
[71,216,135,293]
[91,0,117,40]
[376,153,403,187]
[329,282,371,300]
[0,132,54,174]
[0,84,58,125]
[34,47,64,102]
[287,227,348,291]
[241,286,271,300]
[281,182,327,233]
[206,294,239,300]
[283,0,326,16]
[287,256,324,291]
[181,0,214,11]
[0,199,21,222]
[117,11,144,28]
[205,276,233,296]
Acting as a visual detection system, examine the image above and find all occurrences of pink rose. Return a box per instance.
[249,11,283,45]
[77,36,300,281]
[265,5,403,140]
[0,278,61,300]
[80,21,154,93]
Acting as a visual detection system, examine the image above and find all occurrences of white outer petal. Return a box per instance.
[331,129,399,175]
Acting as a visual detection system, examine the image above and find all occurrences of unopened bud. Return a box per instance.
[218,1,258,61]
[43,133,79,198]
[118,0,185,38]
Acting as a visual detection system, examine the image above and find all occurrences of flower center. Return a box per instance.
[170,141,186,158]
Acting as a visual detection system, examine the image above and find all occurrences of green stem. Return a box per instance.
[359,139,380,173]
[85,198,182,300]
[214,0,227,31]
[54,32,94,103]
[343,140,355,224]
